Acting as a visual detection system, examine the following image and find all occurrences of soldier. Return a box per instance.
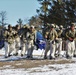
[44,29,50,59]
[56,25,63,57]
[44,24,58,59]
[74,24,76,57]
[26,25,37,58]
[65,23,76,59]
[4,24,16,58]
[20,25,30,56]
[13,25,21,56]
[0,28,4,49]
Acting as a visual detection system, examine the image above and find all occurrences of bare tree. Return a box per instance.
[24,17,29,24]
[29,15,42,27]
[0,11,7,28]
[17,18,23,28]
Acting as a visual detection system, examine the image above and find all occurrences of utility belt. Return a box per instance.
[5,39,15,44]
[15,34,21,38]
[56,38,62,43]
[58,38,62,40]
[68,39,74,42]
[51,40,55,44]
[47,40,55,44]
[50,40,60,44]
[15,37,20,43]
[68,37,74,42]
[15,35,19,38]
[27,39,34,45]
[22,38,27,43]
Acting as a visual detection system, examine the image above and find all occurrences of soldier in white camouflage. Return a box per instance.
[44,29,50,59]
[56,25,63,57]
[44,24,58,59]
[74,24,76,57]
[13,25,21,56]
[4,24,16,58]
[26,26,37,58]
[65,23,76,59]
[20,25,30,56]
[0,28,4,49]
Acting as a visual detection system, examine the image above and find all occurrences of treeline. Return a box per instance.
[0,0,76,29]
[35,0,76,28]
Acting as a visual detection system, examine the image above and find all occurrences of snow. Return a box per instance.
[0,63,76,75]
[0,47,66,57]
[0,48,76,75]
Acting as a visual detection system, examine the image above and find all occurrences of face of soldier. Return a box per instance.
[17,26,20,30]
[71,26,75,31]
[30,27,35,32]
[50,27,54,30]
[9,27,12,31]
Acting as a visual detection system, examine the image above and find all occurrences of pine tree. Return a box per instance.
[37,0,76,28]
[48,0,76,27]
[37,0,51,27]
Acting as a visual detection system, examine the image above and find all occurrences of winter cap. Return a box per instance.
[31,25,35,29]
[60,25,63,29]
[51,24,55,28]
[70,23,75,27]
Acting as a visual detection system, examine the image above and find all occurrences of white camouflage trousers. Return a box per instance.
[44,40,56,58]
[14,37,21,55]
[4,41,15,57]
[66,40,75,57]
[56,38,62,56]
[74,40,76,55]
[27,40,34,58]
[50,41,56,58]
[21,41,27,56]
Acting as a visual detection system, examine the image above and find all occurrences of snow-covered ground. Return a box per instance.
[0,48,76,75]
[0,63,76,75]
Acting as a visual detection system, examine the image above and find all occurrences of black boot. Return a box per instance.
[5,56,8,58]
[44,55,47,59]
[73,55,76,57]
[21,54,23,57]
[8,54,12,57]
[49,56,53,59]
[13,53,18,56]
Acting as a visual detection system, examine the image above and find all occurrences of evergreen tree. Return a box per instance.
[48,0,76,27]
[37,0,76,27]
[48,0,65,26]
[37,0,51,27]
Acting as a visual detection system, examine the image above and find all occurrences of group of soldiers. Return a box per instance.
[1,23,76,59]
[3,24,37,58]
[44,23,76,59]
